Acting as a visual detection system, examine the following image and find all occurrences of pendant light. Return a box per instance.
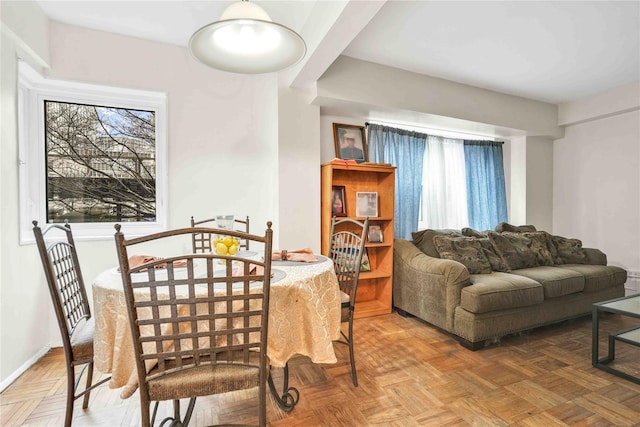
[189,0,307,74]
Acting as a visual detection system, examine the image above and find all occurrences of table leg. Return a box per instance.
[592,306,600,365]
[267,363,299,412]
[151,398,196,427]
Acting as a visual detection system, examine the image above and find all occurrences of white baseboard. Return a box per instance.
[0,345,51,393]
[625,270,640,295]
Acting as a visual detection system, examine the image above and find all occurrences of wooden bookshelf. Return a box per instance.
[321,162,396,318]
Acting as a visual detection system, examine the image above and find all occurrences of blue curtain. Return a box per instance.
[368,123,426,239]
[463,140,508,231]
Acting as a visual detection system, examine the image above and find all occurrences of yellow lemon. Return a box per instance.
[223,236,235,247]
[212,237,222,246]
[228,244,238,255]
[215,242,228,255]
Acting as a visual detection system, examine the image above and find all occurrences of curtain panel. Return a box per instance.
[463,140,508,231]
[422,136,469,229]
[368,124,426,239]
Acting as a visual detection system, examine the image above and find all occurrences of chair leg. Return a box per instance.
[259,384,267,427]
[348,317,358,387]
[141,400,151,427]
[82,362,94,409]
[173,399,181,421]
[64,364,75,427]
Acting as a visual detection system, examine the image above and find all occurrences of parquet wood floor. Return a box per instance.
[2,311,640,426]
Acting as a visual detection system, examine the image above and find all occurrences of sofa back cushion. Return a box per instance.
[412,229,463,258]
[476,237,510,272]
[551,235,587,264]
[520,231,556,266]
[432,236,492,274]
[461,227,488,238]
[495,222,537,233]
[487,231,538,270]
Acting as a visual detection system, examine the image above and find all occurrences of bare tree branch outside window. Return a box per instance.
[45,101,156,223]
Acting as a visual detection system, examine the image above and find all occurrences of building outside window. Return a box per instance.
[45,101,156,223]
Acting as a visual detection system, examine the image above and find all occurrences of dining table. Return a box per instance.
[91,250,341,411]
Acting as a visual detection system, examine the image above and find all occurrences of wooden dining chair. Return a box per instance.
[327,216,369,387]
[190,215,251,252]
[32,221,110,427]
[114,223,273,427]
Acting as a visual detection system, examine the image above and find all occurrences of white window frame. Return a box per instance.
[18,61,168,244]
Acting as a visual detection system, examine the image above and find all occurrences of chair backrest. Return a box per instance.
[328,217,369,310]
[114,223,273,404]
[32,220,91,354]
[190,216,250,252]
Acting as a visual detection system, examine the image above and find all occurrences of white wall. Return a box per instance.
[316,56,562,139]
[554,87,640,292]
[1,0,54,390]
[526,137,554,231]
[277,88,322,251]
[558,81,640,127]
[501,135,554,232]
[509,136,527,225]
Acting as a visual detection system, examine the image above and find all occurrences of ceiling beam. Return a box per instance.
[279,0,387,90]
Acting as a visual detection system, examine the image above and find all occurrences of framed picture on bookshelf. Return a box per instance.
[368,224,383,243]
[333,123,368,163]
[356,192,378,217]
[331,186,347,217]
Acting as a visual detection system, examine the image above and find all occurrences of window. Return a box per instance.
[18,62,168,243]
[368,122,507,238]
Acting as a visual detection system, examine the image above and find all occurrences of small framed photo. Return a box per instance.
[368,224,383,243]
[331,186,347,217]
[333,123,367,163]
[356,192,378,218]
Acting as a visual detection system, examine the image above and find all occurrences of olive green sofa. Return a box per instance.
[393,225,627,350]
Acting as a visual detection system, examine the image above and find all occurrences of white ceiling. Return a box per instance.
[36,0,640,104]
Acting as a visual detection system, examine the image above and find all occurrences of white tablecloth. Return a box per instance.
[92,255,341,399]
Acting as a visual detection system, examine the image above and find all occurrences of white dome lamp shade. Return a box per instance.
[189,0,307,74]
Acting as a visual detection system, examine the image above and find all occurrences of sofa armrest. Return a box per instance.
[393,239,470,332]
[583,248,607,265]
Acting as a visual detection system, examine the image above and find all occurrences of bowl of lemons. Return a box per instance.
[212,235,240,257]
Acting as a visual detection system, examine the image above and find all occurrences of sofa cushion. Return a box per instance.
[495,222,537,233]
[521,231,556,266]
[461,227,488,238]
[432,236,492,274]
[488,231,538,270]
[461,272,544,313]
[509,266,585,298]
[551,235,587,264]
[412,229,463,258]
[557,264,628,293]
[476,237,510,272]
[583,248,607,266]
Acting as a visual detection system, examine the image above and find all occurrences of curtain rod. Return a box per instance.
[364,121,504,143]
